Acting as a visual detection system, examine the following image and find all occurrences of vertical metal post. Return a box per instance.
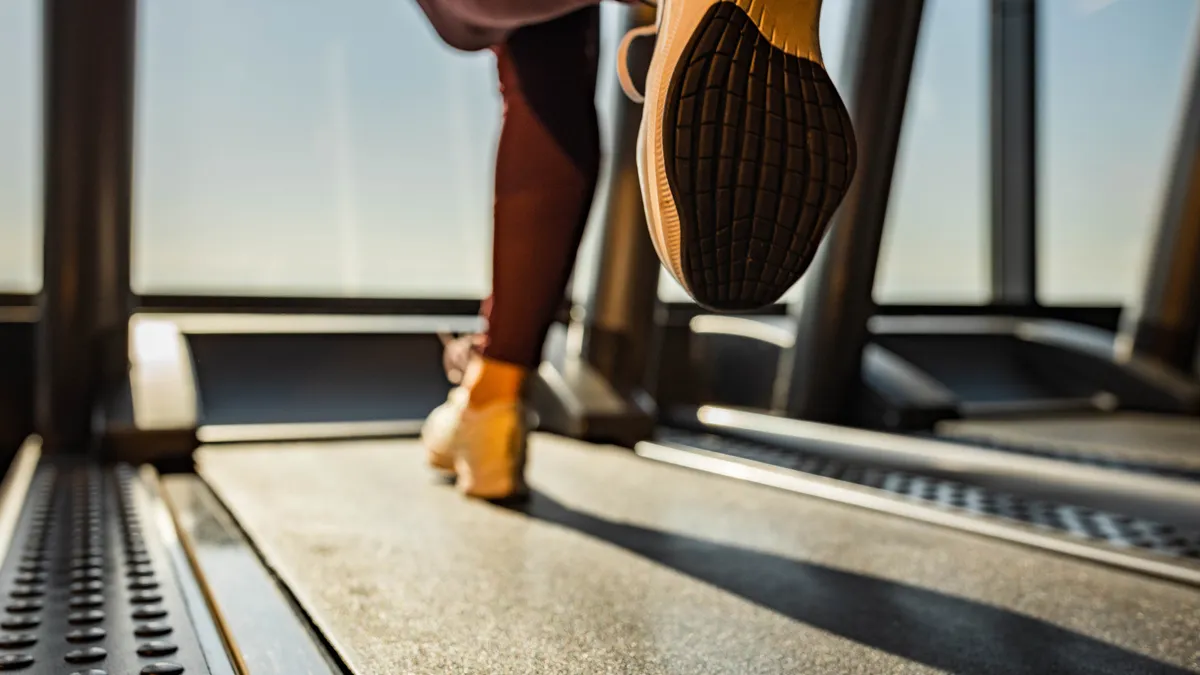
[1117,23,1200,374]
[777,0,926,422]
[991,0,1038,305]
[581,3,662,395]
[38,0,136,453]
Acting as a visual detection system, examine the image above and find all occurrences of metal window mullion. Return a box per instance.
[38,0,137,453]
[990,0,1038,306]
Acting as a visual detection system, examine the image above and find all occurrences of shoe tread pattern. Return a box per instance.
[663,2,857,310]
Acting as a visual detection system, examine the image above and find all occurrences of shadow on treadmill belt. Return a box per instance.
[503,491,1194,675]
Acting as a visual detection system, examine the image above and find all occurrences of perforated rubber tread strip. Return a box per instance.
[658,429,1200,562]
[0,460,214,673]
[662,2,856,310]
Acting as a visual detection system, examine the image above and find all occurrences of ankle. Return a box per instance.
[464,356,527,409]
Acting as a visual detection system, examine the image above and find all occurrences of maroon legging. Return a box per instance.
[418,1,602,369]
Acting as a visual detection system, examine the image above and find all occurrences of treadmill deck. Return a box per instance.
[197,436,1200,674]
[939,412,1200,472]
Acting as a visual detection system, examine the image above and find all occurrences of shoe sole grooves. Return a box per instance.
[662,2,857,310]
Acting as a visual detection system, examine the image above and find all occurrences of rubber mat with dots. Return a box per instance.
[662,2,856,310]
[0,460,217,673]
[657,429,1200,563]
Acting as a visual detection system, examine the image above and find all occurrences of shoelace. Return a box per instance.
[438,332,485,385]
[617,1,659,103]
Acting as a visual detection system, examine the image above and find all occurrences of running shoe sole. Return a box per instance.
[639,0,856,311]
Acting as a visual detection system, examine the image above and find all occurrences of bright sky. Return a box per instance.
[0,0,1197,304]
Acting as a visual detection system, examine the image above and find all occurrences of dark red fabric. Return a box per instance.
[480,8,601,368]
[417,2,601,370]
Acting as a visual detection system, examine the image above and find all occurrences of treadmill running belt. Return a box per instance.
[197,436,1200,675]
[938,413,1200,478]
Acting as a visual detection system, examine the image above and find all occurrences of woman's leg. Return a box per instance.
[423,7,601,499]
[464,6,600,407]
[480,6,601,375]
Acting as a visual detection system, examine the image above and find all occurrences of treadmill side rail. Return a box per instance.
[0,455,237,673]
[669,405,1200,531]
[160,474,344,675]
[636,440,1200,588]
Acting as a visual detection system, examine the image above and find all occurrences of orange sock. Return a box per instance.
[464,356,527,409]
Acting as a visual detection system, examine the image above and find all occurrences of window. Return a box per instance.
[1038,0,1200,305]
[874,0,989,304]
[134,0,500,297]
[0,0,41,293]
